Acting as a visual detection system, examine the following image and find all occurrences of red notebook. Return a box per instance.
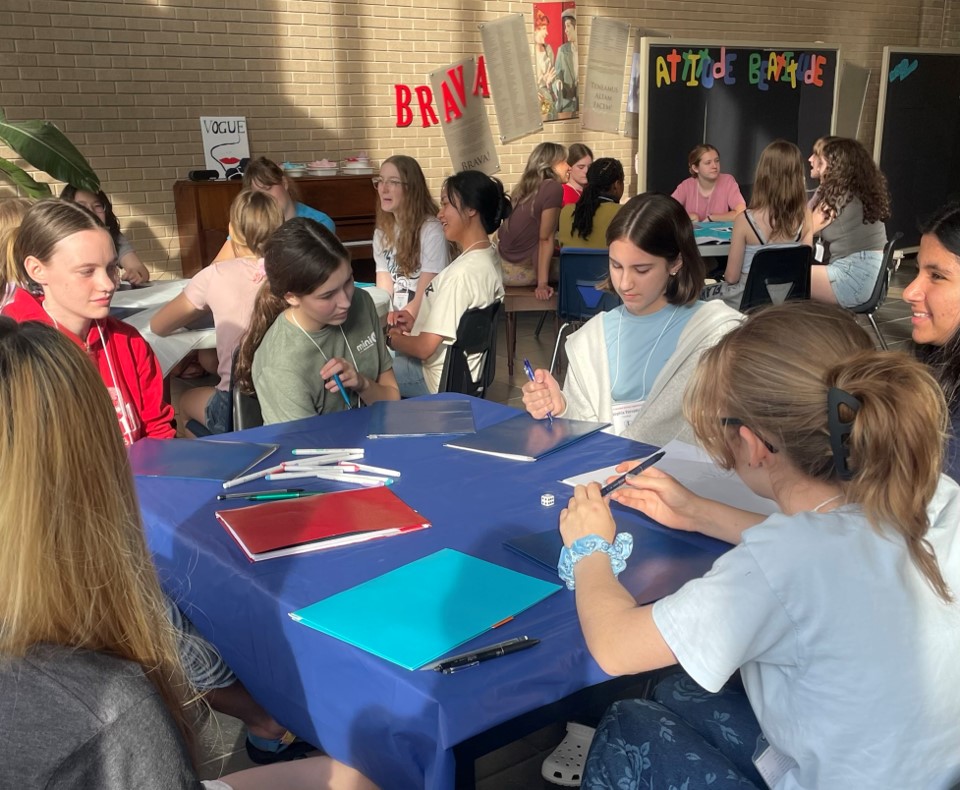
[215,487,431,562]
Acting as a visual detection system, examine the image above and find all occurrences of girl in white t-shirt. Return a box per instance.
[561,302,960,790]
[373,155,449,329]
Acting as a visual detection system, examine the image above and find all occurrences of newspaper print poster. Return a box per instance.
[532,2,578,122]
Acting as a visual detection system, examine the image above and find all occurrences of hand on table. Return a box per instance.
[321,356,366,394]
[521,368,563,420]
[607,465,703,533]
[560,483,616,547]
[689,212,701,222]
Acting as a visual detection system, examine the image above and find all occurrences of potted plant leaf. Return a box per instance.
[0,109,100,198]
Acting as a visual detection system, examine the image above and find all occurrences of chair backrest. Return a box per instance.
[738,244,812,312]
[230,348,263,431]
[851,231,904,315]
[557,247,621,323]
[438,301,501,398]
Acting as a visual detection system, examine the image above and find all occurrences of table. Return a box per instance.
[136,396,727,789]
[113,280,392,378]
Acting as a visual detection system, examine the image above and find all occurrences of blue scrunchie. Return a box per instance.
[558,532,634,590]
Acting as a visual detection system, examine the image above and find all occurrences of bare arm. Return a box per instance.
[708,203,745,222]
[357,368,400,405]
[535,206,560,300]
[119,251,150,284]
[375,271,394,300]
[387,327,443,361]
[723,213,750,284]
[150,292,205,336]
[406,271,437,319]
[799,207,815,246]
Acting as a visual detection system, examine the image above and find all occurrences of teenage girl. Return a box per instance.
[151,189,285,433]
[562,143,593,206]
[809,137,890,307]
[523,193,741,446]
[0,318,376,790]
[373,154,449,327]
[0,197,32,310]
[703,140,813,310]
[234,218,398,425]
[497,142,569,300]
[211,156,336,264]
[670,144,746,222]
[2,199,174,444]
[560,302,960,789]
[62,184,151,284]
[806,134,838,208]
[388,170,510,397]
[558,158,625,249]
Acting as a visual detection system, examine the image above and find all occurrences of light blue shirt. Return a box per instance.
[603,302,701,401]
[295,202,336,235]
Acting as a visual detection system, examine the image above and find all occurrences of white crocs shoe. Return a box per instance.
[541,721,596,787]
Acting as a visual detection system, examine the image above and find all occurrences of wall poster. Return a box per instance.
[531,2,578,122]
[429,57,500,175]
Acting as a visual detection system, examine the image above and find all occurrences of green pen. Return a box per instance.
[246,491,323,502]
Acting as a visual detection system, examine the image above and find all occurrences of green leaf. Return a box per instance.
[0,109,99,194]
[0,157,52,198]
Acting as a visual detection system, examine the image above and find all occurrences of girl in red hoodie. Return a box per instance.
[2,199,174,444]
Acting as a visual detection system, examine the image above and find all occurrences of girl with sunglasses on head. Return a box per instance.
[2,199,174,444]
[61,184,151,284]
[234,218,398,425]
[523,193,741,445]
[388,170,509,397]
[561,302,960,790]
[0,318,377,790]
[373,155,450,333]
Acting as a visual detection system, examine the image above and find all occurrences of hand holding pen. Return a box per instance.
[320,357,360,408]
[521,358,562,425]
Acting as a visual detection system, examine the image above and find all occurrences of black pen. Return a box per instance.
[217,488,304,500]
[434,636,540,674]
[599,450,666,496]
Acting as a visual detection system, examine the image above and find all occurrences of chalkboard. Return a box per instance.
[875,48,960,250]
[638,39,839,200]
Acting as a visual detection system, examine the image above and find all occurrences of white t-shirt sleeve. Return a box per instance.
[419,219,449,274]
[373,228,389,273]
[652,539,796,693]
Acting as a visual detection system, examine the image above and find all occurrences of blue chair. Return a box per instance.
[553,247,620,375]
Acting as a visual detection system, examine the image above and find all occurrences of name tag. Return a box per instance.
[752,734,798,788]
[393,290,410,310]
[814,241,825,263]
[611,399,644,436]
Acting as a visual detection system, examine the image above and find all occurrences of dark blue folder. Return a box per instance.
[367,398,476,438]
[504,517,730,605]
[128,438,278,481]
[444,414,608,461]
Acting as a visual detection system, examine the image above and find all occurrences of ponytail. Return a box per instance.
[571,158,624,240]
[233,282,286,394]
[827,353,952,602]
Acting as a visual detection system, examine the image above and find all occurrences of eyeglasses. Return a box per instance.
[372,177,406,190]
[720,417,778,454]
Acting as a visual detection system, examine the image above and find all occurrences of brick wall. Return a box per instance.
[0,0,953,275]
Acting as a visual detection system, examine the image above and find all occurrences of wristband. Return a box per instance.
[557,533,634,591]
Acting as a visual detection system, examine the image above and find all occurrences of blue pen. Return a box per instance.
[332,373,352,409]
[522,358,554,425]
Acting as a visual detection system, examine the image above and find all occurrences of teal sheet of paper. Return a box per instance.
[289,548,561,670]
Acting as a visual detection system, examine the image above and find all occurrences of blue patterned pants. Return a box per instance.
[582,673,765,789]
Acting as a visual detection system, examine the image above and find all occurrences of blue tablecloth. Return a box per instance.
[137,395,727,789]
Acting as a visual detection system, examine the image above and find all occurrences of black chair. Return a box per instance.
[850,232,904,350]
[738,244,812,312]
[438,301,501,398]
[552,247,620,375]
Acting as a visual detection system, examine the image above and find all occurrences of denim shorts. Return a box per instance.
[826,249,883,308]
[204,388,232,434]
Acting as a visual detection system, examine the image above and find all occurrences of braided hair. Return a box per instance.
[571,158,624,240]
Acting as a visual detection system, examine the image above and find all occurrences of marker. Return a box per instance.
[523,358,554,425]
[217,488,303,500]
[246,491,323,502]
[342,462,402,477]
[291,448,365,456]
[222,463,285,490]
[599,450,666,497]
[332,373,352,409]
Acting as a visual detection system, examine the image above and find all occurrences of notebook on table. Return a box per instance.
[215,486,430,562]
[128,438,278,481]
[289,548,562,669]
[367,398,476,438]
[443,414,608,461]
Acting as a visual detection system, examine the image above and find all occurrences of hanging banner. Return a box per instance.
[531,1,579,122]
[581,17,631,134]
[429,57,500,175]
[480,14,543,143]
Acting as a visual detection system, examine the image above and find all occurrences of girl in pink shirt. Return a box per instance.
[671,144,746,222]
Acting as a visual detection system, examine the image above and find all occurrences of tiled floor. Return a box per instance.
[179,254,919,788]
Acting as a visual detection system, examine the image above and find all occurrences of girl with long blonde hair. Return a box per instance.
[703,140,813,309]
[497,141,569,300]
[559,302,960,789]
[0,196,32,309]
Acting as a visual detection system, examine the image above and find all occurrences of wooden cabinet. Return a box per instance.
[173,175,378,280]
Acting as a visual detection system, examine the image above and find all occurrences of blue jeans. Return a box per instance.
[390,350,431,398]
[582,673,763,789]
